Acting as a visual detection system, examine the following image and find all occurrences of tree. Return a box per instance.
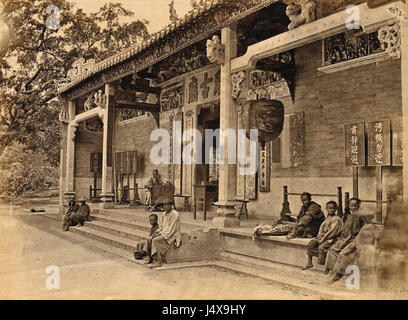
[0,0,149,197]
[0,0,149,160]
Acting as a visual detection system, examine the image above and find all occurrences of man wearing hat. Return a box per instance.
[149,201,181,268]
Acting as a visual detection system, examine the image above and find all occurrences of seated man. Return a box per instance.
[62,199,80,231]
[144,169,163,207]
[325,198,370,282]
[149,201,181,268]
[302,201,343,270]
[287,192,325,239]
[134,214,160,263]
[77,200,91,224]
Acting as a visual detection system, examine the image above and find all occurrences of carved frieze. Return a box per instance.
[247,79,291,100]
[116,88,148,103]
[117,109,146,122]
[206,35,224,64]
[232,71,246,99]
[188,76,198,104]
[214,70,221,97]
[249,70,283,89]
[200,72,213,99]
[323,29,383,66]
[62,0,280,97]
[378,24,401,59]
[160,83,184,111]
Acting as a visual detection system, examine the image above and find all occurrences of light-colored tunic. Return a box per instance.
[152,209,181,259]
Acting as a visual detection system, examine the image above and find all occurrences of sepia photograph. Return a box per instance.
[0,0,408,305]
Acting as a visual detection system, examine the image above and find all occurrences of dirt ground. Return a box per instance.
[0,202,321,300]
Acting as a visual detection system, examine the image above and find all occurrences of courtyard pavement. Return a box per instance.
[0,198,320,300]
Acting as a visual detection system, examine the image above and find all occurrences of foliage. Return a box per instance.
[0,0,149,194]
[0,143,59,198]
[0,0,149,159]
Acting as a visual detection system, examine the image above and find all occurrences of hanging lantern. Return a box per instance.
[241,99,284,145]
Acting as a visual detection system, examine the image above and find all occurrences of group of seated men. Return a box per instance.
[286,192,373,283]
[62,199,91,231]
[133,201,181,268]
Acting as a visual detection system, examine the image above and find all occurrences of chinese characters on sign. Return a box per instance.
[392,117,403,166]
[90,153,102,173]
[259,143,270,192]
[367,120,391,166]
[345,123,366,166]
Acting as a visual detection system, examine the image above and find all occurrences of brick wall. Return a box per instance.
[74,122,103,199]
[249,39,402,218]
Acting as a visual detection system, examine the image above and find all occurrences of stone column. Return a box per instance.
[99,83,115,209]
[401,8,408,201]
[213,24,240,228]
[64,100,76,202]
[59,100,68,214]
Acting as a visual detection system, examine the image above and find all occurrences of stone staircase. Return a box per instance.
[69,208,219,264]
[57,207,374,299]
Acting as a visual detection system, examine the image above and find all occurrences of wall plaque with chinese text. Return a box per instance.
[392,117,403,166]
[90,153,102,173]
[345,123,366,166]
[367,120,391,166]
[259,143,270,192]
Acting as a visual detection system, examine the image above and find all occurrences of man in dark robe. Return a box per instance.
[77,200,91,224]
[286,192,325,239]
[302,201,343,270]
[149,201,181,268]
[134,214,160,263]
[62,199,80,231]
[325,198,370,282]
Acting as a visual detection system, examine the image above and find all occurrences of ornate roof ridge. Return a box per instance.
[58,0,227,93]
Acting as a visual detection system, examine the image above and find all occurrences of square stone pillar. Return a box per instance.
[213,24,240,228]
[401,11,408,201]
[99,83,115,209]
[64,100,76,201]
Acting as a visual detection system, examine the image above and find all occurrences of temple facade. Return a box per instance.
[58,0,407,227]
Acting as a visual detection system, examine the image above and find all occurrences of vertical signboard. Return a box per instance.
[345,123,366,166]
[259,143,270,192]
[392,117,403,166]
[367,120,391,166]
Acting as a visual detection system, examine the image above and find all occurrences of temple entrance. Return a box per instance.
[195,104,220,211]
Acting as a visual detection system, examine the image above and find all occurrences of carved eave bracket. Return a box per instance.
[70,122,79,141]
[378,23,401,59]
[59,106,69,124]
[206,35,225,64]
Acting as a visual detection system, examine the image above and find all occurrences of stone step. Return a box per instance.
[92,208,209,231]
[84,220,149,242]
[215,252,363,299]
[90,214,151,233]
[70,225,139,252]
